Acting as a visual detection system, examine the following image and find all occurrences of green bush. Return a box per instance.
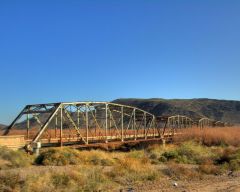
[161,150,179,161]
[215,148,240,171]
[35,148,81,166]
[159,141,214,164]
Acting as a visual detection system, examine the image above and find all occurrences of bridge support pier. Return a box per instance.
[33,142,41,156]
[162,138,166,148]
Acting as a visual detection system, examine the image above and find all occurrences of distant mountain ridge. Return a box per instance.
[0,124,6,130]
[113,98,240,124]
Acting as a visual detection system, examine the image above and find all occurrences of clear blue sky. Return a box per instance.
[0,0,240,124]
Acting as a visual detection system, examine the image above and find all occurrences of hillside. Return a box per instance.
[113,98,240,124]
[0,124,6,130]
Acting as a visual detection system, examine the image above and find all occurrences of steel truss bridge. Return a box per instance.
[2,102,230,149]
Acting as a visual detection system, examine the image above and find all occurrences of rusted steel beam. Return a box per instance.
[32,103,61,143]
[6,101,231,150]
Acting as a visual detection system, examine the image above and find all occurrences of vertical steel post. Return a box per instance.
[60,105,63,147]
[77,107,80,130]
[144,113,147,139]
[154,118,156,137]
[55,114,58,138]
[121,106,124,142]
[85,104,89,144]
[133,109,136,140]
[94,109,97,137]
[27,111,30,140]
[153,116,156,137]
[178,115,180,129]
[105,103,108,143]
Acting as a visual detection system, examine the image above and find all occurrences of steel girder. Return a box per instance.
[4,102,232,148]
[4,102,158,146]
[167,115,193,130]
[198,118,214,129]
[214,121,225,127]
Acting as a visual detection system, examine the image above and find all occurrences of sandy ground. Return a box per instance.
[133,172,240,192]
[1,165,240,192]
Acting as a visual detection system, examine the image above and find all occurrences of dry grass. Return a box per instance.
[1,126,240,191]
[175,126,240,147]
[0,147,33,169]
[163,163,201,180]
[0,165,116,192]
[36,147,117,166]
[106,156,161,185]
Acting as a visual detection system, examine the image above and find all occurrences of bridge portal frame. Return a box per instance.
[167,115,193,130]
[198,118,213,129]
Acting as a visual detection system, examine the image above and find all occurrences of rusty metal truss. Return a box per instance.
[154,115,193,137]
[214,121,225,127]
[167,115,193,129]
[4,102,159,147]
[198,118,214,129]
[3,101,232,149]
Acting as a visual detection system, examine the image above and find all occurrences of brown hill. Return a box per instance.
[113,98,240,124]
[0,124,6,130]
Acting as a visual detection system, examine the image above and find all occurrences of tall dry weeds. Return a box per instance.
[175,127,240,147]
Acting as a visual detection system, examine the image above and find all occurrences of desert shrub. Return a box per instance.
[161,150,179,161]
[107,157,160,185]
[13,166,116,192]
[148,153,160,164]
[83,167,114,191]
[126,150,151,164]
[163,163,201,180]
[146,144,177,164]
[215,148,240,171]
[198,164,223,175]
[35,147,81,166]
[0,147,32,169]
[126,150,145,159]
[0,172,25,191]
[149,153,158,160]
[23,173,55,192]
[160,141,213,164]
[51,173,72,188]
[229,148,240,165]
[215,147,235,164]
[78,150,115,166]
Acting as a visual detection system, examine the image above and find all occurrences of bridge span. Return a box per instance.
[1,101,229,150]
